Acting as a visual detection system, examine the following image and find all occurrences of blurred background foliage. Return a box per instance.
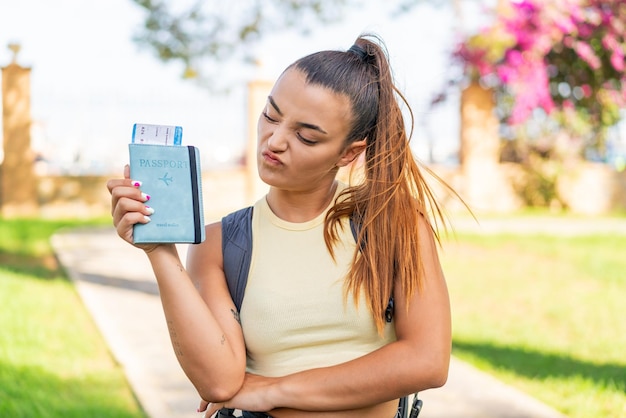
[130,0,625,156]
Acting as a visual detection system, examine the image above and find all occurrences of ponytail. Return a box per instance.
[293,34,448,334]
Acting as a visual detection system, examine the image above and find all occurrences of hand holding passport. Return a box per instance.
[129,124,205,244]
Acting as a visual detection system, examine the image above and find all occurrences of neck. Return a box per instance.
[266,181,339,223]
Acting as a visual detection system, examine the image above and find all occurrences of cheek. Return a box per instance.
[257,116,268,141]
[291,147,341,173]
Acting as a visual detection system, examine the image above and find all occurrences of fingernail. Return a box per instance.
[141,193,150,201]
[132,180,142,187]
[143,215,151,222]
[145,206,155,215]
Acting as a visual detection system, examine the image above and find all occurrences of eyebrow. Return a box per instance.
[268,95,328,135]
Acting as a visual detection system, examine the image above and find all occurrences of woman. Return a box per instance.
[108,34,452,418]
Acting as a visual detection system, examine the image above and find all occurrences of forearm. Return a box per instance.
[267,340,448,412]
[145,245,245,400]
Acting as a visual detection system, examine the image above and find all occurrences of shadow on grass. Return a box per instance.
[453,339,625,391]
[0,251,65,279]
[0,361,145,418]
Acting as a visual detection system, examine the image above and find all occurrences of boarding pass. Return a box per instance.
[132,123,183,146]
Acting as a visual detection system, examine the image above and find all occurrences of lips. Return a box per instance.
[262,150,283,165]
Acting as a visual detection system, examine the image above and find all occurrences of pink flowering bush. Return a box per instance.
[455,0,626,153]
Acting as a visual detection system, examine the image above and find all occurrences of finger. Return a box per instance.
[106,178,143,195]
[115,215,138,244]
[203,403,223,418]
[197,400,209,412]
[110,184,149,207]
[105,165,132,194]
[110,184,150,217]
[114,208,151,231]
[112,197,153,227]
[114,210,153,245]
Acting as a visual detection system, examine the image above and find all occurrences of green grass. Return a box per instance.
[0,217,145,418]
[441,232,626,418]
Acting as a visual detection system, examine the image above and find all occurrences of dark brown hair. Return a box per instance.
[291,34,448,333]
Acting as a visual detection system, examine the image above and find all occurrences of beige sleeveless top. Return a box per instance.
[240,183,396,377]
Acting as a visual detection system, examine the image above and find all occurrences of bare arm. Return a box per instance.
[107,170,246,402]
[147,228,247,402]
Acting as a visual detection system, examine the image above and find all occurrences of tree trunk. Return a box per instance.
[459,81,521,212]
[1,61,38,217]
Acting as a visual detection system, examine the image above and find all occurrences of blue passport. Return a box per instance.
[129,144,205,244]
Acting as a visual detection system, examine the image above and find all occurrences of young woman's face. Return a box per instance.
[257,68,360,191]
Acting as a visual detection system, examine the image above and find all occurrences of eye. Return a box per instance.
[262,111,278,123]
[297,132,317,145]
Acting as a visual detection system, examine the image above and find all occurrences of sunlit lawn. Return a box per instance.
[0,218,145,418]
[441,230,626,418]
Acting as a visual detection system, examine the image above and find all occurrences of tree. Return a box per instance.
[130,0,358,88]
[128,0,454,89]
[450,0,626,159]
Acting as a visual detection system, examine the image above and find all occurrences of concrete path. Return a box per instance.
[51,223,574,418]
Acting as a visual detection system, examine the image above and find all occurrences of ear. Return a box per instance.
[337,139,367,167]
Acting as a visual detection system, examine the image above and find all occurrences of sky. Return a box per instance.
[0,0,494,174]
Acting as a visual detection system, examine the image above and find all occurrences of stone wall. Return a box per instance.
[2,162,625,220]
[36,174,112,219]
[557,162,626,214]
[29,168,254,222]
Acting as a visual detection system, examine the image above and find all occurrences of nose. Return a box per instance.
[267,125,289,152]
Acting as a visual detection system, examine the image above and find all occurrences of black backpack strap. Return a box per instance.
[396,396,408,418]
[351,216,394,322]
[221,206,253,312]
[409,394,423,418]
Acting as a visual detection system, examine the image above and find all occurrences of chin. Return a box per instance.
[257,168,282,188]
